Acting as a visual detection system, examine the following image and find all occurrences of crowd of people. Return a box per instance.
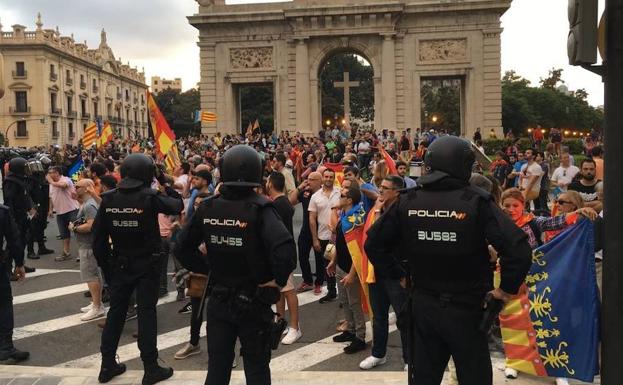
[0,124,605,385]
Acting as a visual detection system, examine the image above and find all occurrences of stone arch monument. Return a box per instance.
[189,0,510,138]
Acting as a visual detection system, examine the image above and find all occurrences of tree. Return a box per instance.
[240,85,274,134]
[154,88,200,137]
[420,78,461,135]
[539,68,565,89]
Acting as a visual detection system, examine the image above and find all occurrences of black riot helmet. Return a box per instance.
[418,136,475,185]
[26,158,44,175]
[220,145,263,187]
[118,153,155,189]
[8,157,28,176]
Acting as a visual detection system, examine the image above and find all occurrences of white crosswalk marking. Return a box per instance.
[22,268,79,279]
[14,291,179,340]
[13,283,87,305]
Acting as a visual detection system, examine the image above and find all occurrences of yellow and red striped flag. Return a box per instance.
[82,122,98,147]
[201,111,217,122]
[164,144,181,173]
[97,122,114,149]
[147,91,175,157]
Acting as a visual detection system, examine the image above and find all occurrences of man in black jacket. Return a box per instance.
[0,205,29,364]
[365,136,532,385]
[92,154,183,385]
[175,145,296,385]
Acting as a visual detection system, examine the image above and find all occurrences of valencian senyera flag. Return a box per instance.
[340,202,374,314]
[500,219,600,382]
[68,158,84,182]
[147,91,176,157]
[82,122,98,148]
[194,110,217,123]
[164,144,182,174]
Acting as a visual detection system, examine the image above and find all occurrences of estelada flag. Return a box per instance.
[97,122,113,149]
[146,91,175,157]
[499,220,600,382]
[82,122,98,148]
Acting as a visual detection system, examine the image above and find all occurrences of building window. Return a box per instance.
[15,91,28,112]
[80,74,86,89]
[107,103,112,117]
[15,62,26,77]
[81,99,87,116]
[50,92,58,112]
[68,122,74,138]
[16,121,27,137]
[50,64,55,74]
[66,69,71,80]
[67,95,73,113]
[134,110,138,122]
[93,101,99,117]
[52,121,59,138]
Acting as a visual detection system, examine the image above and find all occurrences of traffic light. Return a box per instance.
[567,0,598,65]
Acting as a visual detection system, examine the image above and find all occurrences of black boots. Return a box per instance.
[142,364,174,385]
[98,362,126,383]
[0,347,30,364]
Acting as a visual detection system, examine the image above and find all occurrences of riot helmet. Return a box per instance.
[418,136,475,185]
[26,158,44,175]
[220,145,263,187]
[118,153,155,189]
[8,157,28,176]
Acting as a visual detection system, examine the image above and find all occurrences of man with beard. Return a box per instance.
[568,158,603,212]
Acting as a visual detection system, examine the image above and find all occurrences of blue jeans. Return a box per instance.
[369,277,409,362]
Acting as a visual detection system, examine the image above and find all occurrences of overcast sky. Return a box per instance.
[0,0,605,106]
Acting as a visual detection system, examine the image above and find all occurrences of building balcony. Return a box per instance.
[12,70,27,79]
[80,82,87,90]
[9,106,31,115]
[67,111,77,118]
[50,108,62,116]
[82,112,91,119]
[93,85,99,93]
[50,72,57,81]
[66,78,73,86]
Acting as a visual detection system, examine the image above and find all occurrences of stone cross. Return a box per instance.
[333,71,359,123]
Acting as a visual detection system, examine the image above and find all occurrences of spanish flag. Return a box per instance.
[82,122,98,148]
[147,91,175,157]
[97,122,113,149]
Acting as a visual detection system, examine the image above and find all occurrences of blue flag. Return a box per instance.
[501,219,600,382]
[68,158,84,182]
[95,116,103,136]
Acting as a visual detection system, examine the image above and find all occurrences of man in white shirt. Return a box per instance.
[519,149,543,204]
[550,151,580,196]
[309,168,340,303]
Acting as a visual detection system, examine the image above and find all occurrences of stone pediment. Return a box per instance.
[8,82,32,90]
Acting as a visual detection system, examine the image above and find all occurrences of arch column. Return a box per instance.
[295,38,311,133]
[381,33,397,130]
[373,76,382,131]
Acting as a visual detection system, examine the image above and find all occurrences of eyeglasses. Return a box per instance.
[379,185,395,191]
[557,200,573,205]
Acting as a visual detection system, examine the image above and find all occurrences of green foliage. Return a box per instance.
[501,69,603,137]
[154,88,200,137]
[481,138,585,156]
[320,54,374,123]
[240,85,274,134]
[421,79,461,135]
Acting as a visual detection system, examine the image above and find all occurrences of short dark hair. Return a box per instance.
[274,153,286,165]
[580,158,596,168]
[103,159,115,173]
[323,168,335,177]
[90,162,107,178]
[591,146,603,157]
[384,175,405,189]
[344,183,362,205]
[194,169,213,184]
[181,162,191,174]
[99,175,117,190]
[196,192,211,200]
[48,166,62,174]
[268,171,286,193]
[344,165,360,177]
[395,160,407,168]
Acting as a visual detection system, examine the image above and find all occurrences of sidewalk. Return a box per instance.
[0,365,594,385]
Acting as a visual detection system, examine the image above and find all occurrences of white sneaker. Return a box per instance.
[281,328,302,345]
[81,302,94,313]
[388,313,397,325]
[555,378,570,385]
[80,306,106,321]
[282,326,290,335]
[359,356,387,370]
[505,367,518,379]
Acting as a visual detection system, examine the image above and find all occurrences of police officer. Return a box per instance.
[0,204,29,364]
[365,136,532,385]
[2,158,36,273]
[25,158,54,259]
[175,145,296,385]
[92,153,183,384]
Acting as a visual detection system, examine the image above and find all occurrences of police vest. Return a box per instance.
[200,194,271,288]
[102,188,160,257]
[399,186,491,295]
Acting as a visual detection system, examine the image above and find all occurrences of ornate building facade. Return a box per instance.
[190,0,509,138]
[151,76,182,95]
[0,14,148,147]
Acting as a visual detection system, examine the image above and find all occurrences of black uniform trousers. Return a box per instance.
[410,291,491,385]
[100,257,160,367]
[27,212,47,251]
[205,295,272,385]
[0,263,15,355]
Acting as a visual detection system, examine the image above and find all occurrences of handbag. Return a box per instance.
[186,272,209,298]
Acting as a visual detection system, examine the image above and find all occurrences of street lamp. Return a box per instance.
[527,128,533,134]
[4,116,46,146]
[431,115,438,123]
[325,119,332,126]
